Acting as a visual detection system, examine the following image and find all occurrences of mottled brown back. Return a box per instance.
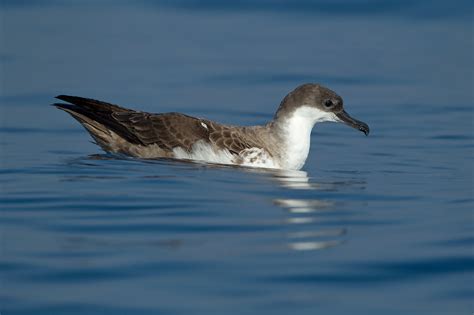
[55,95,269,156]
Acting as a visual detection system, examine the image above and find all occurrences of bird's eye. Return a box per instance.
[324,99,333,108]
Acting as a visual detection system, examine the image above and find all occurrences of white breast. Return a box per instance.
[279,106,338,170]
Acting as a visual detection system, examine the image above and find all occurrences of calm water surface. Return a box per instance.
[1,1,473,314]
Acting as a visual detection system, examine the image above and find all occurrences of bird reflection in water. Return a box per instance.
[70,154,365,252]
[265,169,362,251]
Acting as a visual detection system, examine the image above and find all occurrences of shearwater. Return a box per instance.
[54,83,369,170]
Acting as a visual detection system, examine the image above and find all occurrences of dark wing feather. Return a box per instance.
[208,124,265,155]
[113,112,265,155]
[113,112,211,152]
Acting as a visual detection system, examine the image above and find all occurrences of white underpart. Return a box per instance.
[172,141,278,169]
[279,106,338,170]
[172,141,234,165]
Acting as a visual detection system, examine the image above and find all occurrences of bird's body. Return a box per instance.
[55,84,369,170]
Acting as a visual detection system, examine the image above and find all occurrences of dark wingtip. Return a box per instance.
[52,103,76,111]
[358,122,370,136]
[55,95,74,102]
[362,126,370,136]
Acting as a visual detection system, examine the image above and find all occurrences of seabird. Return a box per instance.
[54,83,369,170]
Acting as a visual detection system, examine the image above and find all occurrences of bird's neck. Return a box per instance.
[269,106,336,170]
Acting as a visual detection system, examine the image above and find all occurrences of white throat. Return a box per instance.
[277,106,338,170]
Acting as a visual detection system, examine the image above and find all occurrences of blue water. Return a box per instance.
[1,1,473,314]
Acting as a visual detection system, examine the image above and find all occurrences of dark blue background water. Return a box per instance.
[1,1,473,314]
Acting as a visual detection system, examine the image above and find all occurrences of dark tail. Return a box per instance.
[54,95,141,150]
[54,95,129,113]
